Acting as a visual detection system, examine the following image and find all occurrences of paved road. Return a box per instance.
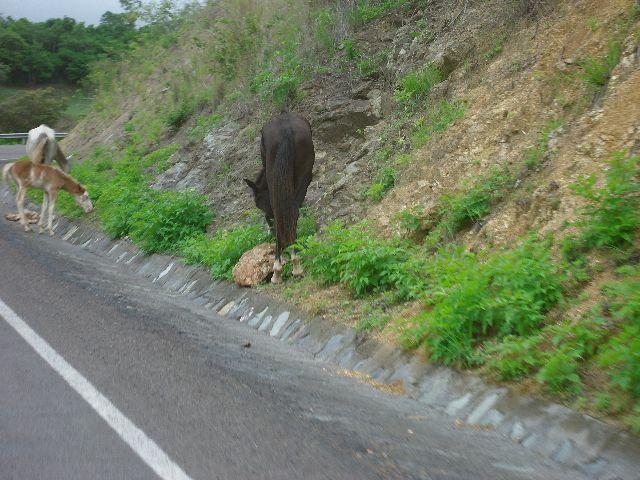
[0,198,586,479]
[0,144,26,162]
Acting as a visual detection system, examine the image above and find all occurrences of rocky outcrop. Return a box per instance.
[232,243,275,287]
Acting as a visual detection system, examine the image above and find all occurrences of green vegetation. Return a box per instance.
[523,119,563,170]
[180,223,270,280]
[0,13,137,85]
[411,99,467,147]
[43,145,211,255]
[0,87,66,131]
[577,40,622,88]
[394,63,442,108]
[426,166,513,244]
[402,237,564,366]
[483,33,506,61]
[296,149,640,430]
[351,0,413,24]
[570,153,640,250]
[365,166,397,202]
[180,208,317,280]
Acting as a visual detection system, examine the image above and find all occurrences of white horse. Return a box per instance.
[26,124,70,173]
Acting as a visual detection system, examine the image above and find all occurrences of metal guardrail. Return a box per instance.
[0,132,68,139]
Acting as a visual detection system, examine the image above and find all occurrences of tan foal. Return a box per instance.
[3,158,93,235]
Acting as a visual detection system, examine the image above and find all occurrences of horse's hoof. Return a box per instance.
[23,227,31,232]
[292,268,304,277]
[271,275,282,285]
[38,228,44,235]
[48,230,54,237]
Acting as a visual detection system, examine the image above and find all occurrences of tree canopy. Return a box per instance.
[0,12,137,85]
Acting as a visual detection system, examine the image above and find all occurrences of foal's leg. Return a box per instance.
[38,191,49,234]
[16,187,30,232]
[291,248,303,277]
[47,190,57,235]
[271,241,283,284]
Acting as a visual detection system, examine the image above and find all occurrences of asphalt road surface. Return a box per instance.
[0,198,587,480]
[0,144,26,162]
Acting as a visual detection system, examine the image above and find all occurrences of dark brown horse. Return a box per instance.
[244,112,314,284]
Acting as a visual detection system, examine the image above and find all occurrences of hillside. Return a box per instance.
[59,0,640,432]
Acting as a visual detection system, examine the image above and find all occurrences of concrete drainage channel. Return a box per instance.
[3,188,640,480]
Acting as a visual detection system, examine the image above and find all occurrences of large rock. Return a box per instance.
[232,243,275,287]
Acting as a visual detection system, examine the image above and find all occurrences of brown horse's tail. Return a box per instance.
[271,127,298,251]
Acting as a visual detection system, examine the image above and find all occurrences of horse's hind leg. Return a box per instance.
[38,192,49,234]
[292,248,303,277]
[16,187,30,232]
[271,242,283,284]
[47,191,57,235]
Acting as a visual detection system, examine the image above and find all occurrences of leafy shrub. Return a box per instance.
[250,50,304,107]
[402,237,564,366]
[180,222,270,279]
[141,144,179,172]
[571,153,640,250]
[365,166,397,202]
[483,335,543,381]
[536,347,583,394]
[597,267,640,399]
[357,313,392,332]
[394,63,442,107]
[302,222,413,297]
[128,189,212,253]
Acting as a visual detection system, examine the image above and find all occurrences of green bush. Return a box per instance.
[402,237,564,366]
[394,63,442,107]
[483,335,543,381]
[598,267,640,399]
[250,50,304,107]
[189,113,223,141]
[571,153,640,250]
[302,222,413,297]
[180,222,270,279]
[128,189,212,253]
[314,8,337,52]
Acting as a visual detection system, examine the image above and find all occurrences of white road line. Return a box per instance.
[0,297,193,480]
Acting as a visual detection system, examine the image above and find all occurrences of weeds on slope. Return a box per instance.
[299,151,640,431]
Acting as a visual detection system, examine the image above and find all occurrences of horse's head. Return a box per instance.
[75,188,94,214]
[244,177,274,231]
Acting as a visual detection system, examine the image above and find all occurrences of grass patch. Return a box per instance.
[426,165,513,245]
[395,63,442,108]
[365,166,397,202]
[411,99,466,147]
[577,40,622,88]
[188,113,223,141]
